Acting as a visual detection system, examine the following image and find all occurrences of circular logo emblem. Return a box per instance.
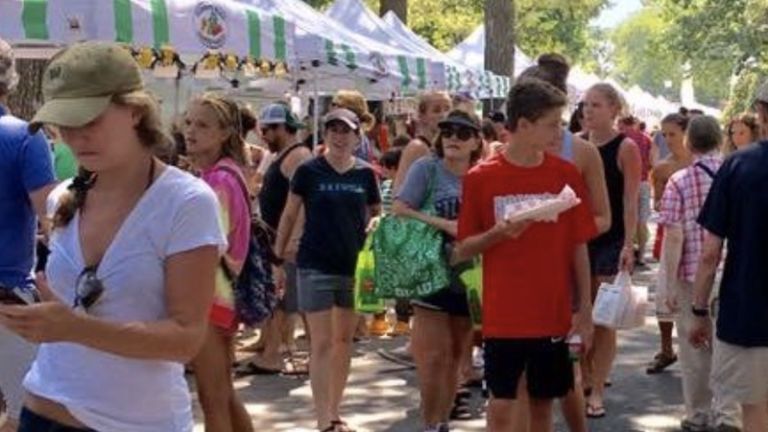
[194,2,227,49]
[369,52,389,79]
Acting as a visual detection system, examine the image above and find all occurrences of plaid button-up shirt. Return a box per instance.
[658,153,723,283]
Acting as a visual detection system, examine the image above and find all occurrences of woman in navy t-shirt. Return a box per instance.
[273,108,381,432]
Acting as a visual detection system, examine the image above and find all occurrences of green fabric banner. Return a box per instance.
[341,44,357,70]
[113,0,133,43]
[150,0,169,48]
[247,10,262,59]
[397,55,411,88]
[22,0,48,40]
[273,16,286,61]
[416,58,427,89]
[325,39,338,66]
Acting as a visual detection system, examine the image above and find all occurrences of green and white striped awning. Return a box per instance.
[0,0,295,61]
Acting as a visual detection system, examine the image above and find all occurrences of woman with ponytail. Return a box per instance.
[0,42,226,432]
[183,93,254,432]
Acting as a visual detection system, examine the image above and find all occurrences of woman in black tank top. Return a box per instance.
[581,83,642,418]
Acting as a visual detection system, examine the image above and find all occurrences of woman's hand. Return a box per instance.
[619,245,635,273]
[0,301,82,344]
[273,265,286,299]
[439,220,458,237]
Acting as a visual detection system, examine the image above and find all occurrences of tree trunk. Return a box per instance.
[7,58,47,121]
[380,0,407,24]
[484,0,515,110]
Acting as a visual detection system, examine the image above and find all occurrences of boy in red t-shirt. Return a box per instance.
[456,80,597,432]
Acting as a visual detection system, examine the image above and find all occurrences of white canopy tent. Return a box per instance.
[0,0,298,116]
[244,0,443,99]
[446,25,534,79]
[379,10,509,99]
[325,0,508,99]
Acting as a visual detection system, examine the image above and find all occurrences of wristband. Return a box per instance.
[691,304,710,318]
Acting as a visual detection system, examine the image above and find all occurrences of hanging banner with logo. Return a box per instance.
[0,0,295,62]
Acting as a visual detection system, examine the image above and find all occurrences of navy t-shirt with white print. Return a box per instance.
[292,156,381,276]
[698,141,768,347]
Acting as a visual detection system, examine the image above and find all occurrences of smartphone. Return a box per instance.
[0,286,39,305]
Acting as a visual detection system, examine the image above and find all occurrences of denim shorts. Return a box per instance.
[297,268,354,313]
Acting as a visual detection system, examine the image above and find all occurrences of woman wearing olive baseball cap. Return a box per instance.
[0,42,227,431]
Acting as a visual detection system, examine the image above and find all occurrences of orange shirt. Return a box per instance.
[458,153,597,338]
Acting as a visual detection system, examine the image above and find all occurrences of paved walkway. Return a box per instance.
[194,264,690,432]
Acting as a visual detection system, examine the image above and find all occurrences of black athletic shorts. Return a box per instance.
[484,337,574,400]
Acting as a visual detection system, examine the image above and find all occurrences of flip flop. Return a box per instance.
[331,419,356,432]
[235,362,281,377]
[586,403,606,418]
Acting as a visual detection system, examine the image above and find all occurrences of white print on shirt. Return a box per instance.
[493,193,558,223]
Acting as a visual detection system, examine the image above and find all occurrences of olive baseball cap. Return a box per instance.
[29,41,143,132]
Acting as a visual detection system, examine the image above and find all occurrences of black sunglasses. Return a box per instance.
[73,266,104,311]
[260,124,280,134]
[440,126,476,141]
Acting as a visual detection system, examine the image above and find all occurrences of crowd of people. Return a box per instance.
[1,37,767,432]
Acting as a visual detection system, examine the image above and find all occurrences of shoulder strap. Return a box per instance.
[422,159,439,211]
[694,161,716,179]
[216,164,251,207]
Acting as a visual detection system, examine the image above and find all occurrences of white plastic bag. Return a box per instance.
[592,272,648,330]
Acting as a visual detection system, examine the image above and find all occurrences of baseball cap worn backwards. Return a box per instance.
[29,42,143,132]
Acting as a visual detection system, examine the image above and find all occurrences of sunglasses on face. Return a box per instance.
[440,126,476,141]
[260,124,280,134]
[73,266,104,311]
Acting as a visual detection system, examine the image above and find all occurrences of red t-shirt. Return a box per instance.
[458,153,598,338]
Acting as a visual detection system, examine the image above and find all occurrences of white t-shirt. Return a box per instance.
[25,166,227,432]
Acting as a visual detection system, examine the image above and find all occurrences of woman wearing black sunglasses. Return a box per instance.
[0,42,225,432]
[392,110,483,432]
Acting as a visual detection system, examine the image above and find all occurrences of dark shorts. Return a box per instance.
[484,337,574,400]
[19,408,94,432]
[411,288,470,317]
[588,240,622,276]
[297,268,354,313]
[278,262,299,314]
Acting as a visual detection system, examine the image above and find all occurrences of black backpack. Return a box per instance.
[216,165,279,327]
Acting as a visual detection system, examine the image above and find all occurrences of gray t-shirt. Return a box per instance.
[396,156,461,222]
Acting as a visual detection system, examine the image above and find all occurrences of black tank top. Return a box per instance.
[258,143,304,230]
[592,134,626,246]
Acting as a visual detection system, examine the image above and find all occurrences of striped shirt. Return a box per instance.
[658,153,722,283]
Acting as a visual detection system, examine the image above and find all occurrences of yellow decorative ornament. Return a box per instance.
[159,45,176,67]
[274,61,288,78]
[135,47,156,69]
[223,54,239,73]
[258,59,271,77]
[241,56,257,77]
[202,51,220,70]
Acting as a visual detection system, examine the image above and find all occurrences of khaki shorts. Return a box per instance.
[711,338,768,405]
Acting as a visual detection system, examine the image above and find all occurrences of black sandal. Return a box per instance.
[331,419,356,432]
[450,396,473,421]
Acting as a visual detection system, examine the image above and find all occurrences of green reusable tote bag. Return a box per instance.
[372,165,450,299]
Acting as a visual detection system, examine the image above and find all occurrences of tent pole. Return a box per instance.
[313,69,320,148]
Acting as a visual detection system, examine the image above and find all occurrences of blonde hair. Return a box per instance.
[588,83,626,118]
[54,90,172,228]
[332,90,375,132]
[188,93,247,166]
[417,91,452,115]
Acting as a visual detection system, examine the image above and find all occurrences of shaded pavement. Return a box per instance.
[194,263,690,432]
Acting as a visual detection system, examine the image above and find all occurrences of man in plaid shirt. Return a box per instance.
[657,115,740,432]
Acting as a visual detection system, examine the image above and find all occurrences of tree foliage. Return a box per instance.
[303,0,608,63]
[608,4,736,108]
